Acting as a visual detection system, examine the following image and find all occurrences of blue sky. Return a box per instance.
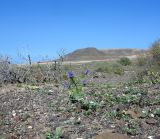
[0,0,160,62]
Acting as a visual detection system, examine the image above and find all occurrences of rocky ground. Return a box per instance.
[0,71,160,139]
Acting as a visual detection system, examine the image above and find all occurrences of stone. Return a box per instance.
[140,121,151,130]
[124,110,139,119]
[92,132,130,139]
[27,125,32,129]
[148,136,154,139]
[146,118,157,125]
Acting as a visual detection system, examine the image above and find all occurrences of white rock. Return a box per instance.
[27,126,32,129]
[48,90,53,92]
[110,124,115,128]
[142,110,146,113]
[12,110,16,117]
[12,110,16,113]
[19,110,22,113]
[70,117,75,120]
[12,113,16,117]
[148,136,154,139]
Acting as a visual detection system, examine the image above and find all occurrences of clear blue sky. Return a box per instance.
[0,0,160,62]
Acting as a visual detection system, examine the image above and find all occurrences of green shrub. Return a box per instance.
[95,67,104,72]
[95,63,124,75]
[118,57,132,66]
[136,53,147,66]
[150,39,160,65]
[95,63,112,73]
[154,108,160,116]
[112,64,124,75]
[122,119,140,135]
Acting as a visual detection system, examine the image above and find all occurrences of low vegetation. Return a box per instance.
[95,62,124,75]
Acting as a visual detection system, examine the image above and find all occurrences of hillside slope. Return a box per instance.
[64,47,107,61]
[64,47,145,61]
[102,48,145,58]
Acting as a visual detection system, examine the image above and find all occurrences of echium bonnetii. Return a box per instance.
[82,79,88,86]
[67,71,74,78]
[66,70,98,110]
[85,69,90,75]
[66,70,90,99]
[67,71,78,91]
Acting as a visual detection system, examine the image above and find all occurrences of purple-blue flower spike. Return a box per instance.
[82,79,88,86]
[67,71,74,78]
[85,69,90,75]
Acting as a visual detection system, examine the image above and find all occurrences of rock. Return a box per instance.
[150,114,155,118]
[18,109,22,113]
[123,110,140,119]
[148,136,154,139]
[12,110,16,117]
[27,125,32,129]
[12,135,19,139]
[101,129,115,133]
[92,132,130,139]
[93,75,99,78]
[140,121,151,130]
[146,118,157,125]
[42,126,51,133]
[70,134,79,139]
[21,113,30,121]
[113,104,129,112]
[110,124,116,128]
[116,120,126,126]
[155,135,160,139]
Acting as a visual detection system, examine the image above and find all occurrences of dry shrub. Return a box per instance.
[136,53,148,66]
[0,55,65,84]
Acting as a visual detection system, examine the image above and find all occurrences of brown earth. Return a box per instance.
[0,69,159,139]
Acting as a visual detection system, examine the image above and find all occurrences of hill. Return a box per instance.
[64,47,107,61]
[64,47,145,61]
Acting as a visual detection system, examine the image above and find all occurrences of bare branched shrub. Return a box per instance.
[0,56,32,84]
[0,56,12,83]
[0,48,67,84]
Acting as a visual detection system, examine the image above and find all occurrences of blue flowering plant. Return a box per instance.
[65,70,99,110]
[84,69,90,76]
[66,70,90,103]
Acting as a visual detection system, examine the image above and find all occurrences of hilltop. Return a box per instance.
[64,47,107,61]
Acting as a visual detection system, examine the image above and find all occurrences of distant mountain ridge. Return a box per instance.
[64,47,107,61]
[64,47,145,61]
[102,48,145,58]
